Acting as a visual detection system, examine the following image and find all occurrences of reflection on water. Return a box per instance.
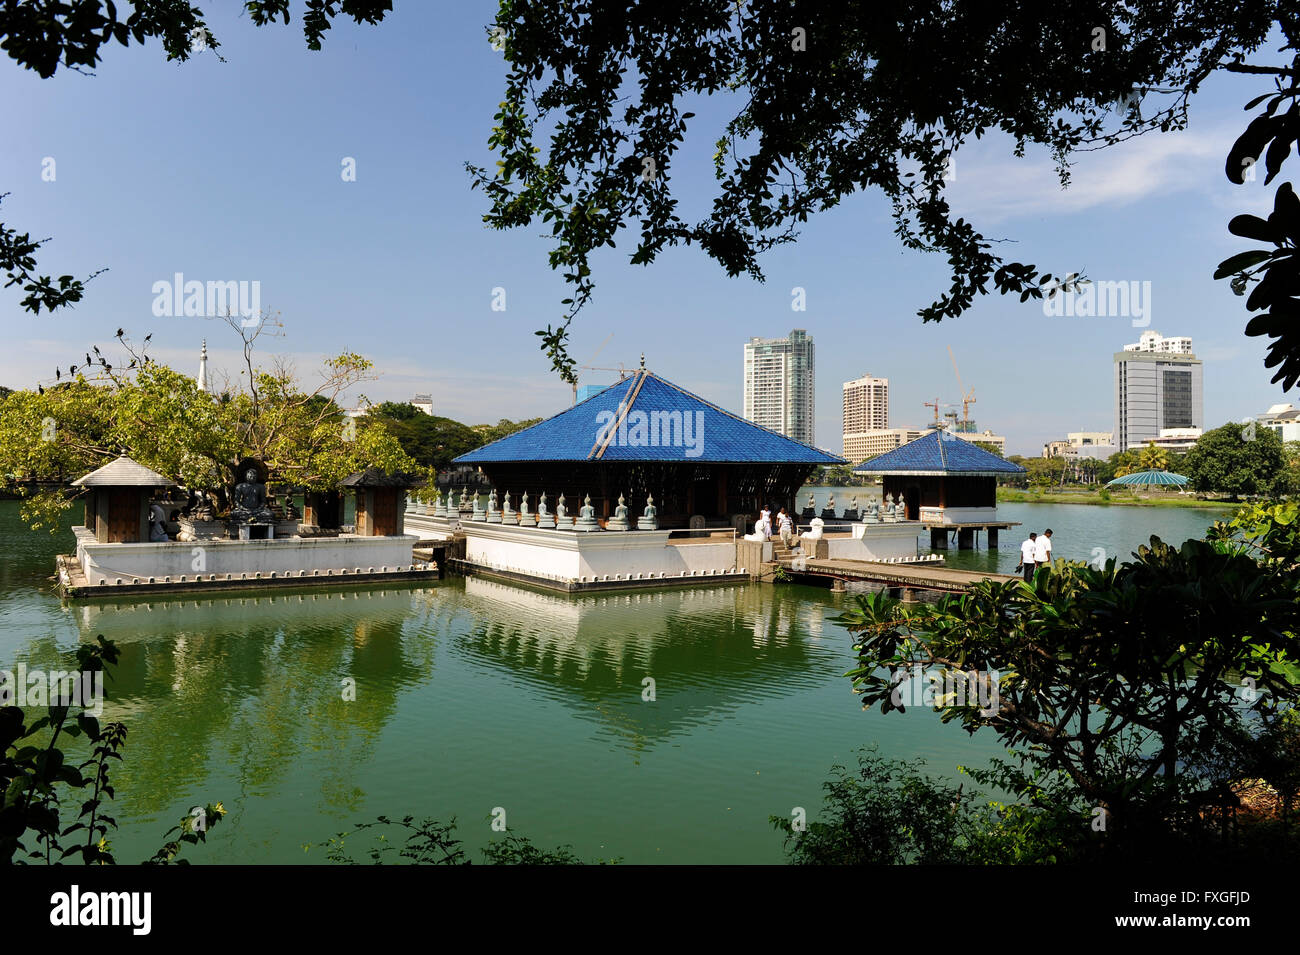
[0,501,1006,863]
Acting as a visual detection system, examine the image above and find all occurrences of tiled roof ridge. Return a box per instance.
[647,371,844,462]
[457,374,637,459]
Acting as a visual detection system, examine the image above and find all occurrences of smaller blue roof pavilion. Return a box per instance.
[853,429,1023,530]
[453,369,842,527]
[853,429,1025,477]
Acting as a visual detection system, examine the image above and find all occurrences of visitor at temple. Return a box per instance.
[777,507,793,546]
[1034,528,1054,570]
[1018,532,1037,583]
[148,502,170,542]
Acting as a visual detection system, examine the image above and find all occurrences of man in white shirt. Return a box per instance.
[1019,533,1037,582]
[1034,528,1053,571]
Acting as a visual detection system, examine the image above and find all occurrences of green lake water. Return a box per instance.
[0,497,1231,863]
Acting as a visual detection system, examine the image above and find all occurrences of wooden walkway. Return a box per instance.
[779,556,1018,594]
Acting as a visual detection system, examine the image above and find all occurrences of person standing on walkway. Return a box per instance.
[1018,532,1037,583]
[777,506,793,546]
[1034,528,1053,571]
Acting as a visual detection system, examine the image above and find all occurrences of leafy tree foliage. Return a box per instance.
[1138,440,1169,471]
[314,814,599,864]
[472,417,543,445]
[1181,421,1288,499]
[470,1,1290,378]
[0,331,424,529]
[836,507,1300,858]
[773,748,1094,864]
[1,636,224,865]
[368,404,487,470]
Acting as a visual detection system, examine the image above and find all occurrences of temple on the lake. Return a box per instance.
[452,366,844,526]
[853,428,1024,549]
[58,455,433,597]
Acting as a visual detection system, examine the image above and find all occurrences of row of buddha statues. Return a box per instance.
[800,491,907,523]
[408,488,658,531]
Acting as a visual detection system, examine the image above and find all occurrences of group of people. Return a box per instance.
[754,505,796,546]
[1018,528,1054,582]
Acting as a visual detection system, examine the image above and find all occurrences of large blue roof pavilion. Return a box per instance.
[455,368,843,526]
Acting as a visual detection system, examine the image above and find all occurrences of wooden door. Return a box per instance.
[107,490,140,542]
[372,489,398,536]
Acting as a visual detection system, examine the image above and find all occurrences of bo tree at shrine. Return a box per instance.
[0,326,427,532]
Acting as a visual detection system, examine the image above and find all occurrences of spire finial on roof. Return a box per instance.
[640,353,645,369]
[197,339,210,393]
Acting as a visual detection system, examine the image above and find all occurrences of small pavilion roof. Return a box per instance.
[341,467,423,488]
[71,455,175,488]
[455,370,844,465]
[854,429,1026,477]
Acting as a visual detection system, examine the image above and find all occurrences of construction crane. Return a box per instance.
[947,345,977,432]
[571,332,616,404]
[924,398,955,426]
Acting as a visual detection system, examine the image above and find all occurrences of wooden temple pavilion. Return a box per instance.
[71,455,175,543]
[853,428,1025,549]
[454,368,844,528]
[341,468,422,537]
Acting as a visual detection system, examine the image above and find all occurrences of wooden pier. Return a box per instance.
[778,556,1018,595]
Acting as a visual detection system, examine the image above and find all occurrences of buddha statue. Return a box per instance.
[637,493,658,531]
[485,488,500,523]
[230,468,273,525]
[502,490,517,524]
[607,492,630,531]
[536,491,556,529]
[519,491,533,526]
[574,493,600,531]
[473,489,489,522]
[556,493,568,524]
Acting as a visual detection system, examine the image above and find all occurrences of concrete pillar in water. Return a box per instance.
[957,528,975,549]
[931,527,947,549]
[987,527,999,549]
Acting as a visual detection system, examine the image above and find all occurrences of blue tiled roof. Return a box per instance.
[455,371,844,465]
[854,429,1026,475]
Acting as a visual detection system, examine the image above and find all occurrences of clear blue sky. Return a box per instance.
[1,5,1289,455]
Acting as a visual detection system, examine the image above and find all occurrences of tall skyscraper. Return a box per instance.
[1114,331,1203,452]
[842,374,889,461]
[743,329,815,444]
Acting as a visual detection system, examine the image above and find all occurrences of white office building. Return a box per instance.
[743,329,815,445]
[842,374,889,460]
[1114,332,1203,452]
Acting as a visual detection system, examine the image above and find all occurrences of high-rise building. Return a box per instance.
[1114,331,1203,452]
[576,383,613,402]
[411,394,434,415]
[743,329,815,444]
[842,374,889,458]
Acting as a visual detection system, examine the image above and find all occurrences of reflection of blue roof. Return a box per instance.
[854,429,1025,476]
[456,371,844,464]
